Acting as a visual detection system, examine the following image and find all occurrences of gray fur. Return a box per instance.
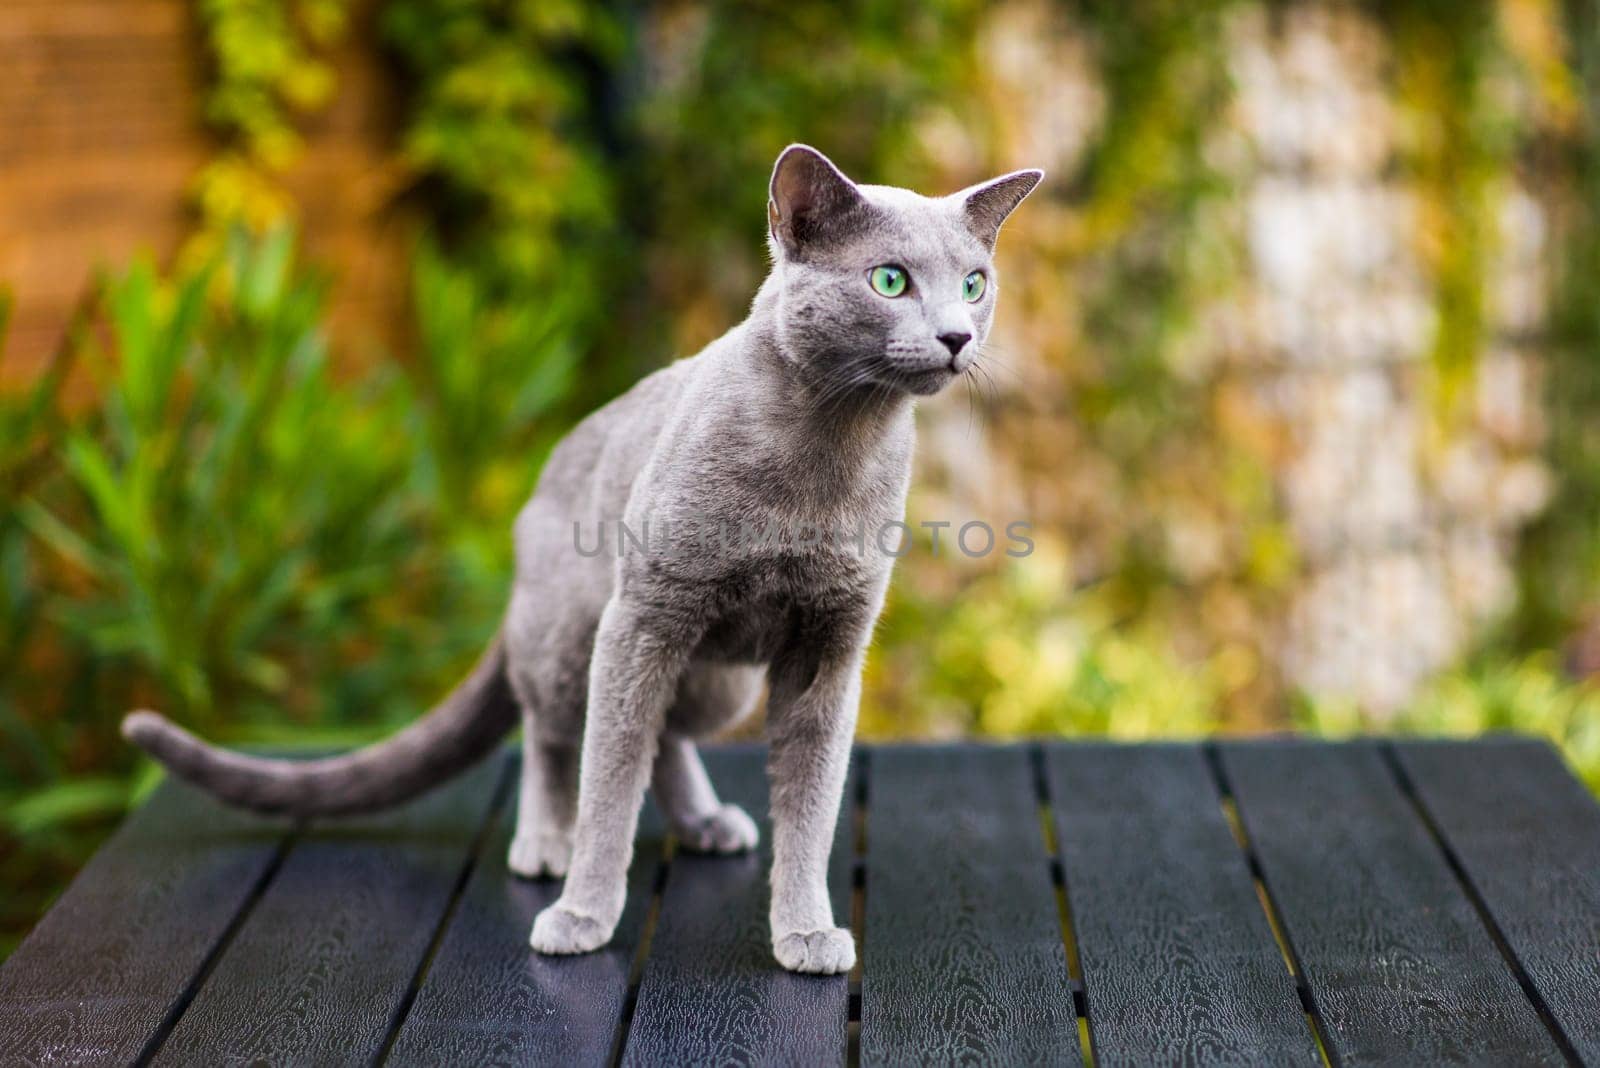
[122,145,1041,974]
[121,636,515,816]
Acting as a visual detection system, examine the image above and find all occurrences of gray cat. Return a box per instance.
[122,145,1041,974]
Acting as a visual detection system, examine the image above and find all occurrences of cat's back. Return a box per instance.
[531,353,698,512]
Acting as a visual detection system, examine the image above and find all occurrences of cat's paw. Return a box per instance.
[530,903,613,955]
[674,802,759,855]
[773,927,855,975]
[508,831,573,879]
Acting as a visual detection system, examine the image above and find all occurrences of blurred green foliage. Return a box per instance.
[379,0,640,480]
[1056,0,1271,615]
[0,229,584,955]
[866,542,1229,740]
[406,241,584,561]
[1517,0,1600,652]
[1297,655,1600,790]
[23,231,422,724]
[381,0,620,289]
[191,0,351,229]
[1384,0,1511,420]
[0,291,96,954]
[628,1,985,287]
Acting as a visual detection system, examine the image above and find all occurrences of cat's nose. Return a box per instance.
[937,332,972,357]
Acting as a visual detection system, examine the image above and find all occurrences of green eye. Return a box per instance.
[869,265,908,297]
[963,271,987,303]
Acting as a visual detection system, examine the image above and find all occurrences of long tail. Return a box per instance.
[121,633,516,818]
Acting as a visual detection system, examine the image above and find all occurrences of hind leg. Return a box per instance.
[653,736,759,853]
[654,663,763,854]
[503,609,587,880]
[508,716,579,878]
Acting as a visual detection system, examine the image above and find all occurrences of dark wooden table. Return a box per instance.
[3,738,1598,1066]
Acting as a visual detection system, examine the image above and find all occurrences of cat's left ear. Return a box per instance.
[958,169,1045,249]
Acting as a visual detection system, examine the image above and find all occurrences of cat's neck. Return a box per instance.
[735,283,915,500]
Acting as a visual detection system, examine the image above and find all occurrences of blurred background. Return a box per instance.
[3,0,1600,957]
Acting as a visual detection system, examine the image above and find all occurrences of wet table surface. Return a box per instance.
[3,737,1598,1066]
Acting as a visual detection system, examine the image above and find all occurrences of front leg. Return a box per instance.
[530,597,691,955]
[766,647,863,975]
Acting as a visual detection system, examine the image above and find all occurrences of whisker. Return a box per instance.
[965,371,978,438]
[812,362,881,424]
[974,346,1025,385]
[971,360,1002,413]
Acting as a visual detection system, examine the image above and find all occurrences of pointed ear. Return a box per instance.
[768,144,869,256]
[959,169,1045,249]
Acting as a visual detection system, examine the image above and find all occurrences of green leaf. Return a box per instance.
[17,499,114,579]
[5,778,131,836]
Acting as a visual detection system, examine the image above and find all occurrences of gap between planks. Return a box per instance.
[132,828,301,1066]
[608,748,875,1067]
[371,754,519,1066]
[603,836,675,1068]
[847,748,871,1068]
[353,745,875,1068]
[1201,743,1336,1068]
[1379,743,1584,1068]
[1029,744,1095,1067]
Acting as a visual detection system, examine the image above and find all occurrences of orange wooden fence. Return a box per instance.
[0,0,410,385]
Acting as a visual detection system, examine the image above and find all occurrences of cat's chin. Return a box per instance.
[887,367,959,397]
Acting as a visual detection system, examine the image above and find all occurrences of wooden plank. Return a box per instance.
[1220,740,1566,1066]
[1047,744,1320,1066]
[861,745,1081,1067]
[0,780,289,1065]
[621,745,854,1067]
[1395,737,1600,1063]
[385,764,668,1066]
[150,755,508,1066]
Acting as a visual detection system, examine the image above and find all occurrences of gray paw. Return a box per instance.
[773,927,855,974]
[674,802,759,854]
[530,903,613,955]
[508,831,572,879]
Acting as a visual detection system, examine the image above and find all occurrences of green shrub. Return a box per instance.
[0,289,126,959]
[1297,656,1600,789]
[0,226,592,958]
[21,229,438,733]
[866,542,1225,739]
[406,240,582,572]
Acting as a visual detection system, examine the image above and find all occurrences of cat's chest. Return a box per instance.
[690,545,888,664]
[693,599,789,664]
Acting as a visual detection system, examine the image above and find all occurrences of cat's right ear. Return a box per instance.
[768,145,868,257]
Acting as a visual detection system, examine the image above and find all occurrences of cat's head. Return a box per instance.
[765,144,1042,397]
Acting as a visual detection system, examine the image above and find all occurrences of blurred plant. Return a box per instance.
[20,229,433,731]
[381,0,621,290]
[1385,0,1522,426]
[1296,654,1600,788]
[0,228,572,957]
[1514,0,1600,654]
[380,0,635,537]
[191,0,351,231]
[1061,0,1259,593]
[865,542,1226,739]
[404,239,583,583]
[0,290,139,961]
[0,289,72,795]
[0,293,72,503]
